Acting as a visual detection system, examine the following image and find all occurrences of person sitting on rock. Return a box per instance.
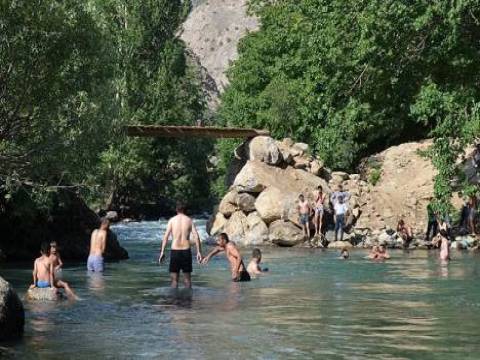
[49,241,63,278]
[314,185,327,236]
[202,233,251,282]
[397,219,413,249]
[334,196,349,242]
[30,242,77,300]
[297,194,311,238]
[247,248,268,277]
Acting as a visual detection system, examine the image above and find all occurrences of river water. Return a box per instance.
[1,220,480,359]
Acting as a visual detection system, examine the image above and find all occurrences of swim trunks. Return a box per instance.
[169,249,192,273]
[233,270,251,282]
[315,206,324,215]
[87,255,104,272]
[300,214,309,225]
[36,280,51,288]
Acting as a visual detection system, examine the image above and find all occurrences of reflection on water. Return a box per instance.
[1,220,480,359]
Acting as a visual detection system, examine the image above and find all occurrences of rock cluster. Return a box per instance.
[208,136,360,246]
[0,277,24,340]
[209,137,469,249]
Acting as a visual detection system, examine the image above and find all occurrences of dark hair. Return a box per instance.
[218,233,229,243]
[40,242,50,255]
[440,229,448,237]
[299,194,304,199]
[176,201,186,213]
[252,248,262,259]
[317,185,323,191]
[100,218,110,228]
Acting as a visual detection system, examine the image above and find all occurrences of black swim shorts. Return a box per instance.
[233,270,251,282]
[169,249,193,273]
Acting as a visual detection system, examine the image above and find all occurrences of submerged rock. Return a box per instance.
[0,277,24,340]
[328,241,353,249]
[26,287,65,301]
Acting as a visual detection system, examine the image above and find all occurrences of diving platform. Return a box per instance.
[125,125,269,139]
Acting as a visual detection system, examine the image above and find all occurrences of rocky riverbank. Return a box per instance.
[208,136,475,250]
[0,190,128,262]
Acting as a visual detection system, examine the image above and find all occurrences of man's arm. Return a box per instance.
[191,222,202,263]
[159,221,172,263]
[201,246,223,264]
[56,255,63,271]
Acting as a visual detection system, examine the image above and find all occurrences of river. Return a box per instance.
[1,220,480,359]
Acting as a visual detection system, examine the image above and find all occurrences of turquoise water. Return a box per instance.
[1,221,480,359]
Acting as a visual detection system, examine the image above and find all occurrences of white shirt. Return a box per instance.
[334,203,348,216]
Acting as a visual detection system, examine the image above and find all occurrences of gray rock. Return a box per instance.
[293,142,309,154]
[245,212,269,245]
[236,192,256,213]
[269,220,304,247]
[105,211,119,222]
[248,136,282,165]
[26,287,65,301]
[0,277,24,340]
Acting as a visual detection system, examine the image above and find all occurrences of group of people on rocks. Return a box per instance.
[297,184,351,242]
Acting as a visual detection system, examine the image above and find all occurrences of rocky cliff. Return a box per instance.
[181,0,258,106]
[0,276,24,340]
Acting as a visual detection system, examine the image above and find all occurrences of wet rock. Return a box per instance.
[269,220,304,247]
[26,287,65,301]
[0,277,24,340]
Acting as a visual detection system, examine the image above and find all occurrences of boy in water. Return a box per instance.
[339,247,349,260]
[247,248,268,277]
[297,194,311,238]
[30,242,77,299]
[201,233,250,282]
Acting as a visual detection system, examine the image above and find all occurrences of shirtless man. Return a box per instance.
[297,194,311,238]
[201,233,251,282]
[87,218,109,272]
[30,242,77,299]
[159,202,202,288]
[314,186,327,236]
[397,219,413,249]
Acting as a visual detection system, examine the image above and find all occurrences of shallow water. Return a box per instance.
[2,220,480,359]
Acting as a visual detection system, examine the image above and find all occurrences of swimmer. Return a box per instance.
[377,245,391,260]
[30,242,77,300]
[339,247,349,259]
[202,233,250,282]
[367,245,380,259]
[247,248,269,277]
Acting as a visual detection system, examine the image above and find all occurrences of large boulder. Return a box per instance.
[269,220,304,247]
[233,160,330,196]
[223,211,248,244]
[254,187,285,224]
[218,190,239,217]
[208,212,228,236]
[0,277,24,340]
[248,136,282,165]
[245,212,269,245]
[236,192,256,213]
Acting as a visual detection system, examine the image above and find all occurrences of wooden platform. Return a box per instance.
[125,125,269,139]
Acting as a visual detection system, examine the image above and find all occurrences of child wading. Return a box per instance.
[247,248,268,277]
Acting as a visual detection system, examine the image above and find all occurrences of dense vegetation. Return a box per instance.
[219,0,480,210]
[0,0,213,217]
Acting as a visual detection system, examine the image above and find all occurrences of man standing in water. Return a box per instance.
[159,201,203,288]
[201,233,251,282]
[87,218,109,272]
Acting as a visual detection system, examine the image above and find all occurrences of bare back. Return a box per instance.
[90,229,107,256]
[169,214,193,250]
[35,256,52,282]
